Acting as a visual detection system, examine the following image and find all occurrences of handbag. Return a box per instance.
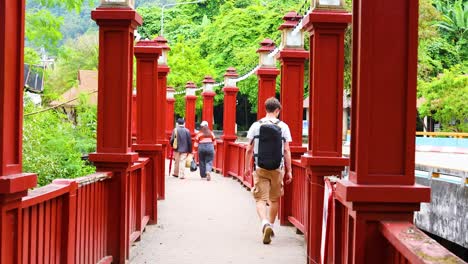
[190,159,198,172]
[172,128,178,149]
[185,154,192,168]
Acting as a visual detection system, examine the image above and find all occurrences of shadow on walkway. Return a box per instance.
[130,160,306,264]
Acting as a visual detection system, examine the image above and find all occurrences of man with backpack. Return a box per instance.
[170,118,193,179]
[245,97,293,244]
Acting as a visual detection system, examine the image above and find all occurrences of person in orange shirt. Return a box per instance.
[194,121,216,181]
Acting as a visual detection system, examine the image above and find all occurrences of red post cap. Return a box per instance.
[278,11,302,30]
[256,39,276,53]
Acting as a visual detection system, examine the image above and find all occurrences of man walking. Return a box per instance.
[245,97,293,244]
[170,118,193,179]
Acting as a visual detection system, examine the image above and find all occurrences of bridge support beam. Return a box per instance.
[166,87,176,158]
[333,1,431,263]
[133,40,162,224]
[154,36,175,178]
[202,76,216,130]
[256,39,280,119]
[185,82,197,137]
[301,8,351,264]
[0,1,38,263]
[221,68,239,176]
[90,7,141,263]
[277,11,309,226]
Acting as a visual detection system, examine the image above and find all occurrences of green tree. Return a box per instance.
[166,37,215,116]
[23,100,96,186]
[26,9,63,53]
[418,65,468,132]
[44,32,99,102]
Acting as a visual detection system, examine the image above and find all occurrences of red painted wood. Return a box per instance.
[256,39,280,120]
[30,206,37,264]
[283,160,306,229]
[89,7,141,263]
[0,0,24,176]
[21,207,29,264]
[221,68,239,177]
[44,201,50,264]
[277,12,308,159]
[256,68,280,120]
[301,9,351,264]
[202,76,216,130]
[379,221,464,264]
[0,2,37,262]
[185,81,197,136]
[348,0,420,185]
[330,1,432,261]
[165,89,176,143]
[132,94,137,140]
[133,40,162,219]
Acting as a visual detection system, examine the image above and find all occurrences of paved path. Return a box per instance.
[129,165,306,264]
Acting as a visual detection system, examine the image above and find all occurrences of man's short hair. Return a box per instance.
[177,118,185,125]
[265,97,282,113]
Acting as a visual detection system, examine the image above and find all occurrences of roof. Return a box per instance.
[50,70,98,107]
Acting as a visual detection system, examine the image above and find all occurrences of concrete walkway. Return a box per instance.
[129,164,306,264]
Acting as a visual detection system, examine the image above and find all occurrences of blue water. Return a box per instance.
[345,134,468,148]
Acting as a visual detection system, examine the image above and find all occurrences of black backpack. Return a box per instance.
[253,120,285,170]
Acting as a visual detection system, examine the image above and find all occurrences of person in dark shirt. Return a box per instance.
[170,118,193,179]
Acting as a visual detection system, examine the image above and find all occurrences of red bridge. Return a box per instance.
[0,0,465,263]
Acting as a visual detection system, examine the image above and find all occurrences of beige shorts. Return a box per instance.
[252,167,283,202]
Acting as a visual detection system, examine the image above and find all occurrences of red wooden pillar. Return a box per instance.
[202,76,216,130]
[277,11,309,226]
[155,36,170,200]
[89,7,141,263]
[131,92,137,141]
[221,68,239,176]
[301,8,351,264]
[166,87,175,158]
[0,1,37,263]
[334,1,430,262]
[132,40,162,225]
[256,39,280,119]
[185,81,197,137]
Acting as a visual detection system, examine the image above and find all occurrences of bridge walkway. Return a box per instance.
[130,161,306,264]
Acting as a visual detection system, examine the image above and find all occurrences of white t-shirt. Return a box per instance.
[246,118,292,166]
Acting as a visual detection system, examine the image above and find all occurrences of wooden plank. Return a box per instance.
[50,199,57,264]
[76,188,82,264]
[22,208,30,264]
[55,198,63,264]
[37,203,44,264]
[30,206,37,264]
[44,200,51,264]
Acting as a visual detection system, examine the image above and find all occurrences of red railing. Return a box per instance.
[288,159,307,233]
[128,158,150,244]
[226,142,251,187]
[213,140,224,173]
[379,221,464,264]
[331,189,465,263]
[21,172,113,264]
[17,158,157,263]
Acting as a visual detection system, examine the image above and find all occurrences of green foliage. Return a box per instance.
[166,37,215,116]
[23,100,96,186]
[418,65,468,132]
[26,9,63,53]
[32,0,92,12]
[44,32,99,102]
[24,47,41,65]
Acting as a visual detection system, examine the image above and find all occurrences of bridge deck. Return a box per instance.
[130,161,306,264]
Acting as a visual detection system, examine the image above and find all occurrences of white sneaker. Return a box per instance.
[262,224,274,244]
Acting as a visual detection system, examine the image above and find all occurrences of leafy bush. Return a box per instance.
[23,99,96,186]
[418,65,468,132]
